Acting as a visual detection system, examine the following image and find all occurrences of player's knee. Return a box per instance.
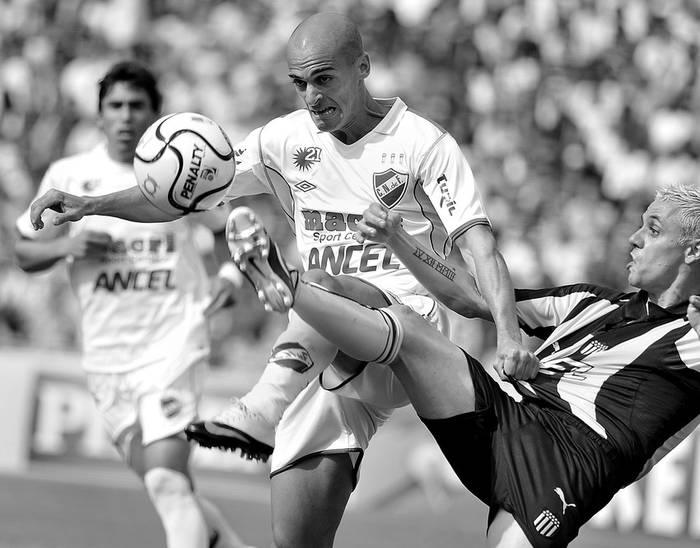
[143,467,194,513]
[385,304,432,362]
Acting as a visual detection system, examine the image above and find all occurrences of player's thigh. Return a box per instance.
[270,453,354,548]
[302,270,393,308]
[388,304,477,419]
[487,510,533,548]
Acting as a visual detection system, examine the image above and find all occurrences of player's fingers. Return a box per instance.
[355,220,378,239]
[30,190,61,229]
[526,354,541,379]
[362,208,386,229]
[493,356,510,381]
[52,211,77,226]
[689,295,700,309]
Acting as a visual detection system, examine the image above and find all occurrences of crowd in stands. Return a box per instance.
[2,0,700,365]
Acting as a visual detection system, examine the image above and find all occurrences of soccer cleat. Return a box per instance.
[185,399,275,462]
[226,206,297,313]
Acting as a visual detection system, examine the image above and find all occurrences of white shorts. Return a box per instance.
[85,358,207,460]
[270,293,450,476]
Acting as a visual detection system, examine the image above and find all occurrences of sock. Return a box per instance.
[294,279,400,364]
[240,310,338,425]
[144,467,208,548]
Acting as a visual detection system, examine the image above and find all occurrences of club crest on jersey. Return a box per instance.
[579,339,608,355]
[293,146,322,171]
[373,168,408,209]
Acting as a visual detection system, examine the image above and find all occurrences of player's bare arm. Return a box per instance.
[30,185,176,230]
[458,224,540,381]
[357,203,489,319]
[15,229,113,273]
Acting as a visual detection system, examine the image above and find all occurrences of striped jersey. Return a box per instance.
[514,283,700,478]
[223,97,489,296]
[16,144,211,374]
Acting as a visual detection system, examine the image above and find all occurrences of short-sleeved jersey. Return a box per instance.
[223,97,489,296]
[16,144,211,374]
[513,284,700,477]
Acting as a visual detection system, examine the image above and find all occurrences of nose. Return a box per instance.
[628,227,642,247]
[305,84,322,107]
[118,104,134,122]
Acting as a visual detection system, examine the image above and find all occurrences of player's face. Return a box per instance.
[99,82,158,163]
[627,199,688,296]
[287,46,365,135]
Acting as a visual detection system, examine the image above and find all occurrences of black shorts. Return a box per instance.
[421,351,625,548]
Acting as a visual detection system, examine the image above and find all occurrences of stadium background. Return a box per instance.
[0,0,699,546]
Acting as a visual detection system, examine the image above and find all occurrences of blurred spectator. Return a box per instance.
[3,0,700,367]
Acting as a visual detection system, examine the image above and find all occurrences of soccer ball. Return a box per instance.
[134,112,235,215]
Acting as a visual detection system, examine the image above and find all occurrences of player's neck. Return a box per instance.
[330,94,392,145]
[655,270,700,309]
[107,142,135,165]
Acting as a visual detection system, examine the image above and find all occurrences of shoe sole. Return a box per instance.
[226,207,294,313]
[185,422,273,463]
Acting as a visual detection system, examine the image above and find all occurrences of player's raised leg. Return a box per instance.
[187,207,393,460]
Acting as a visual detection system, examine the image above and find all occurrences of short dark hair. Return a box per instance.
[97,61,162,113]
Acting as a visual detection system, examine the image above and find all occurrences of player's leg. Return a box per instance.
[133,364,251,548]
[267,375,387,548]
[487,510,532,548]
[187,206,393,458]
[128,435,209,548]
[270,454,354,548]
[133,435,251,548]
[292,279,477,419]
[186,308,339,459]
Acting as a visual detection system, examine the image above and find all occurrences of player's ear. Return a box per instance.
[357,52,370,80]
[684,238,700,265]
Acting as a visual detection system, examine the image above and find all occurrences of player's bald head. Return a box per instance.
[287,13,364,65]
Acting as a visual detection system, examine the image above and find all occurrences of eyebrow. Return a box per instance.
[287,67,335,80]
[642,213,662,226]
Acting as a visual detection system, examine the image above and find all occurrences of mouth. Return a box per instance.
[309,106,336,118]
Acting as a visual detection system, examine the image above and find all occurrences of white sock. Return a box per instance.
[240,359,325,425]
[144,467,208,548]
[240,313,338,425]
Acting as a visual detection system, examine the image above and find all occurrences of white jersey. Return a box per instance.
[16,144,211,374]
[224,97,489,296]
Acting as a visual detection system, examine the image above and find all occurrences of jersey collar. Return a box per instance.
[620,291,688,322]
[371,97,407,135]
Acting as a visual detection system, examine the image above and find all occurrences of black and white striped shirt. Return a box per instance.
[514,284,700,477]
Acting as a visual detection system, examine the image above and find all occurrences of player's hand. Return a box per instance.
[688,295,700,336]
[30,189,93,230]
[355,203,402,244]
[493,338,540,381]
[203,275,237,316]
[65,231,113,260]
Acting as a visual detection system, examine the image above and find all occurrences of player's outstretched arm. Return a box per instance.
[357,203,490,319]
[30,186,177,230]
